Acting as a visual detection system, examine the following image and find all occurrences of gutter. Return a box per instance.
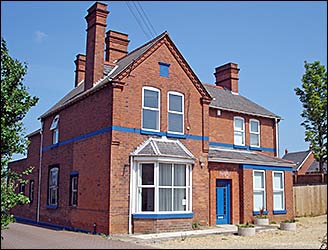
[128,156,133,234]
[275,118,279,157]
[36,120,44,222]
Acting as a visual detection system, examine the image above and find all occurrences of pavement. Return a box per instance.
[1,222,279,249]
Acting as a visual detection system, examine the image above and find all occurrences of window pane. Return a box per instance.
[254,172,264,189]
[159,188,172,211]
[250,134,259,146]
[168,113,183,133]
[234,118,243,130]
[159,163,172,186]
[72,192,78,206]
[50,169,58,186]
[142,109,159,130]
[141,164,154,185]
[174,165,186,186]
[72,177,78,190]
[250,121,259,133]
[141,188,154,211]
[50,189,57,205]
[253,191,264,211]
[234,131,244,145]
[144,89,158,108]
[273,191,284,210]
[53,129,59,144]
[169,94,182,112]
[173,188,186,211]
[274,173,283,189]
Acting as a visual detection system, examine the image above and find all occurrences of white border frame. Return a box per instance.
[167,91,184,134]
[272,171,285,210]
[253,170,266,211]
[234,116,245,146]
[249,119,260,147]
[142,86,160,132]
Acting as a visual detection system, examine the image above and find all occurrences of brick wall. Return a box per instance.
[133,218,193,234]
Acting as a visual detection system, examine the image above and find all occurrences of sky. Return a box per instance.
[1,1,327,159]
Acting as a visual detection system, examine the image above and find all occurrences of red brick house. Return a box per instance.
[9,2,295,235]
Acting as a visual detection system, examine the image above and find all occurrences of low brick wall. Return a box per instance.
[133,218,193,234]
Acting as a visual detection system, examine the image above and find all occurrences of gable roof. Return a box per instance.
[282,150,311,171]
[131,136,196,161]
[209,147,295,167]
[307,160,327,174]
[203,83,281,119]
[40,31,211,119]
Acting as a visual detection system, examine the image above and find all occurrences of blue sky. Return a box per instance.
[1,1,327,159]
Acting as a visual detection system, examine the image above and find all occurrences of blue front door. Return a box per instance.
[216,179,230,224]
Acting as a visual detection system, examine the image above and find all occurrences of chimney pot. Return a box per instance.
[214,62,240,93]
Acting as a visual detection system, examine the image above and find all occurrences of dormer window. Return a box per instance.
[50,115,59,144]
[168,91,184,134]
[234,117,245,146]
[250,119,260,147]
[142,87,160,131]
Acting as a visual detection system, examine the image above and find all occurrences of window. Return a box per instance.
[50,115,59,144]
[29,180,34,203]
[273,171,285,210]
[159,62,170,77]
[234,117,245,145]
[137,162,191,213]
[48,167,59,206]
[70,173,79,207]
[250,119,260,147]
[142,87,160,131]
[168,92,184,134]
[19,183,26,194]
[253,170,266,211]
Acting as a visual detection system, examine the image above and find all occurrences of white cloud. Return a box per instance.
[35,30,48,43]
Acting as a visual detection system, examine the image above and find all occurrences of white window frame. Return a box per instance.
[250,119,260,147]
[142,87,160,132]
[167,91,184,134]
[234,116,245,146]
[253,170,266,211]
[48,167,59,206]
[272,171,285,211]
[50,115,59,144]
[136,161,192,214]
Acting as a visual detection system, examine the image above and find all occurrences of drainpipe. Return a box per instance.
[128,156,133,234]
[275,118,279,157]
[36,120,44,223]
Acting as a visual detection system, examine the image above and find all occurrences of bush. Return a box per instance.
[192,222,200,230]
[237,222,255,228]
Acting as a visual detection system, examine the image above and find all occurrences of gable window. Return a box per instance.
[142,87,160,131]
[250,119,260,147]
[159,62,170,77]
[48,167,59,206]
[234,117,245,145]
[137,162,192,213]
[50,115,59,144]
[168,92,184,134]
[273,171,285,211]
[70,172,79,207]
[253,170,266,211]
[29,180,34,203]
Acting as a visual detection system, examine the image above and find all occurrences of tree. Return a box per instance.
[294,61,327,173]
[1,37,38,230]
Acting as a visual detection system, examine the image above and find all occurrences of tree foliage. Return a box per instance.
[294,61,327,173]
[1,37,38,230]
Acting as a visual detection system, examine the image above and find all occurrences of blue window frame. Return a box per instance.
[159,62,170,77]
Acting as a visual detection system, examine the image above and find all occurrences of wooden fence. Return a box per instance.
[293,184,327,217]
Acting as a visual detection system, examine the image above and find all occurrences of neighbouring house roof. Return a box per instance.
[27,128,41,138]
[131,136,196,161]
[203,83,281,119]
[209,147,295,167]
[40,31,211,119]
[282,150,311,172]
[307,160,327,174]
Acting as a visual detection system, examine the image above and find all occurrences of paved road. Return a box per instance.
[1,222,156,249]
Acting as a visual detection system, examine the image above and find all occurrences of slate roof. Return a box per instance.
[209,147,295,167]
[131,136,195,160]
[282,150,311,171]
[40,31,168,119]
[203,84,281,119]
[307,160,327,174]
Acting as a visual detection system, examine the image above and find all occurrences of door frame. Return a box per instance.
[216,179,231,224]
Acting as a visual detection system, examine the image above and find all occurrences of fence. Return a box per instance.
[293,184,327,217]
[293,174,327,185]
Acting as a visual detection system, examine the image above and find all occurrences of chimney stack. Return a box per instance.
[84,2,109,91]
[74,54,86,87]
[285,148,288,155]
[214,62,240,93]
[105,30,129,63]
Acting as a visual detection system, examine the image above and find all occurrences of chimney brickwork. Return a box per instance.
[105,30,129,63]
[214,62,240,93]
[84,2,109,91]
[74,54,86,87]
